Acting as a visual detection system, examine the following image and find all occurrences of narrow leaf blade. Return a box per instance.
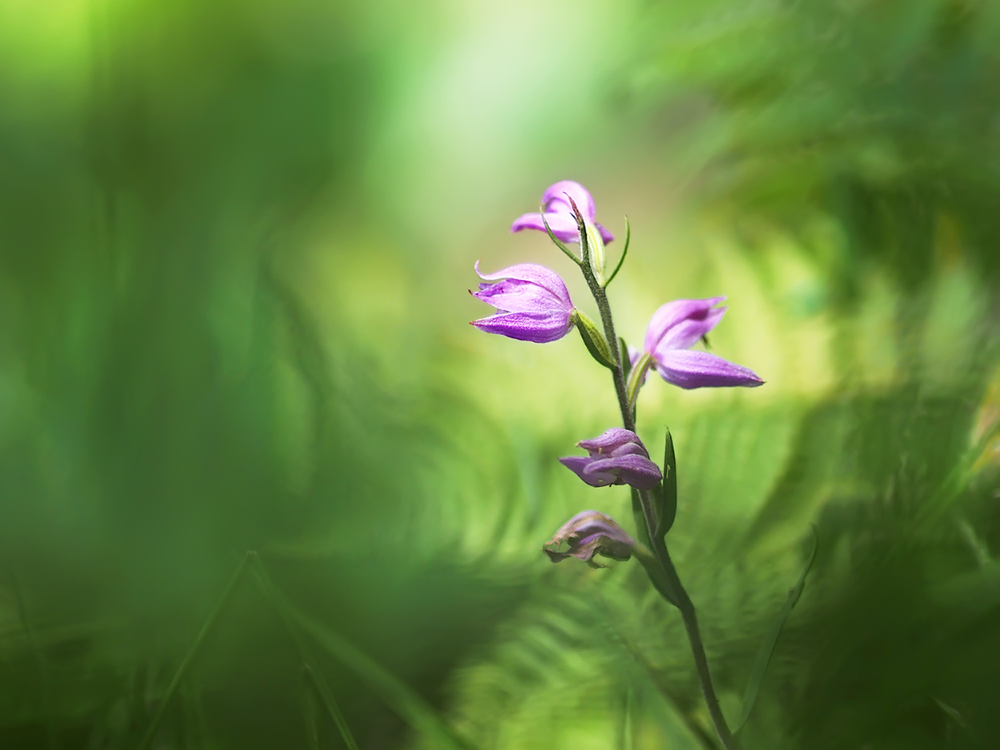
[620,337,632,381]
[733,528,819,736]
[656,427,677,540]
[606,215,630,286]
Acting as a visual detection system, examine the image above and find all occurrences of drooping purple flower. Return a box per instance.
[543,510,636,567]
[643,297,763,389]
[510,180,614,245]
[559,428,662,490]
[470,262,576,343]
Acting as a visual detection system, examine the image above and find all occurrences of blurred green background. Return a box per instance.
[1,0,999,748]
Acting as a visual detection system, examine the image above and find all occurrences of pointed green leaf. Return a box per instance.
[540,211,581,266]
[656,428,677,540]
[254,558,473,750]
[605,215,630,286]
[733,527,819,736]
[620,337,632,381]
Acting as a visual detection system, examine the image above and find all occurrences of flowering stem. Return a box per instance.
[657,539,737,750]
[573,212,737,750]
[578,262,662,543]
[591,283,737,750]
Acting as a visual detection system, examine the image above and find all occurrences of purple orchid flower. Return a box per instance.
[470,262,576,343]
[643,297,763,389]
[543,510,636,567]
[510,180,614,245]
[559,428,662,490]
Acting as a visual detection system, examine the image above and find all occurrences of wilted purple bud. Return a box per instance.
[644,297,763,389]
[470,262,576,343]
[543,510,636,567]
[559,428,662,490]
[510,180,614,245]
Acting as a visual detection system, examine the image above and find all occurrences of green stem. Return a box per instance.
[657,543,737,750]
[580,262,662,547]
[574,209,737,750]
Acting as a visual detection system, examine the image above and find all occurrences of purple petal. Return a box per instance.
[559,456,615,487]
[510,212,582,243]
[571,532,631,562]
[475,261,573,309]
[654,307,725,354]
[565,534,605,562]
[607,442,649,459]
[543,510,636,565]
[471,311,574,343]
[510,182,614,244]
[654,349,764,389]
[542,180,597,220]
[473,280,570,316]
[577,428,643,455]
[559,509,608,528]
[644,298,727,354]
[594,222,614,244]
[585,454,662,490]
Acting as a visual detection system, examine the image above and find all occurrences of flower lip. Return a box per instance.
[470,262,576,344]
[510,180,614,245]
[653,349,764,390]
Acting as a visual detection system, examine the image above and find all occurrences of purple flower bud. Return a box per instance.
[470,262,576,343]
[559,428,662,490]
[543,510,636,567]
[510,180,614,245]
[643,297,763,389]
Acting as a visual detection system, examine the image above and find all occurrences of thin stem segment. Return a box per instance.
[658,541,736,749]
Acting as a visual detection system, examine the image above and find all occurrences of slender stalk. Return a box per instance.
[593,282,636,433]
[571,206,737,749]
[581,265,664,550]
[657,544,736,749]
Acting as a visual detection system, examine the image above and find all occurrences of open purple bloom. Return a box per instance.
[559,428,662,490]
[644,297,763,389]
[471,262,576,343]
[543,510,636,567]
[510,180,614,245]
